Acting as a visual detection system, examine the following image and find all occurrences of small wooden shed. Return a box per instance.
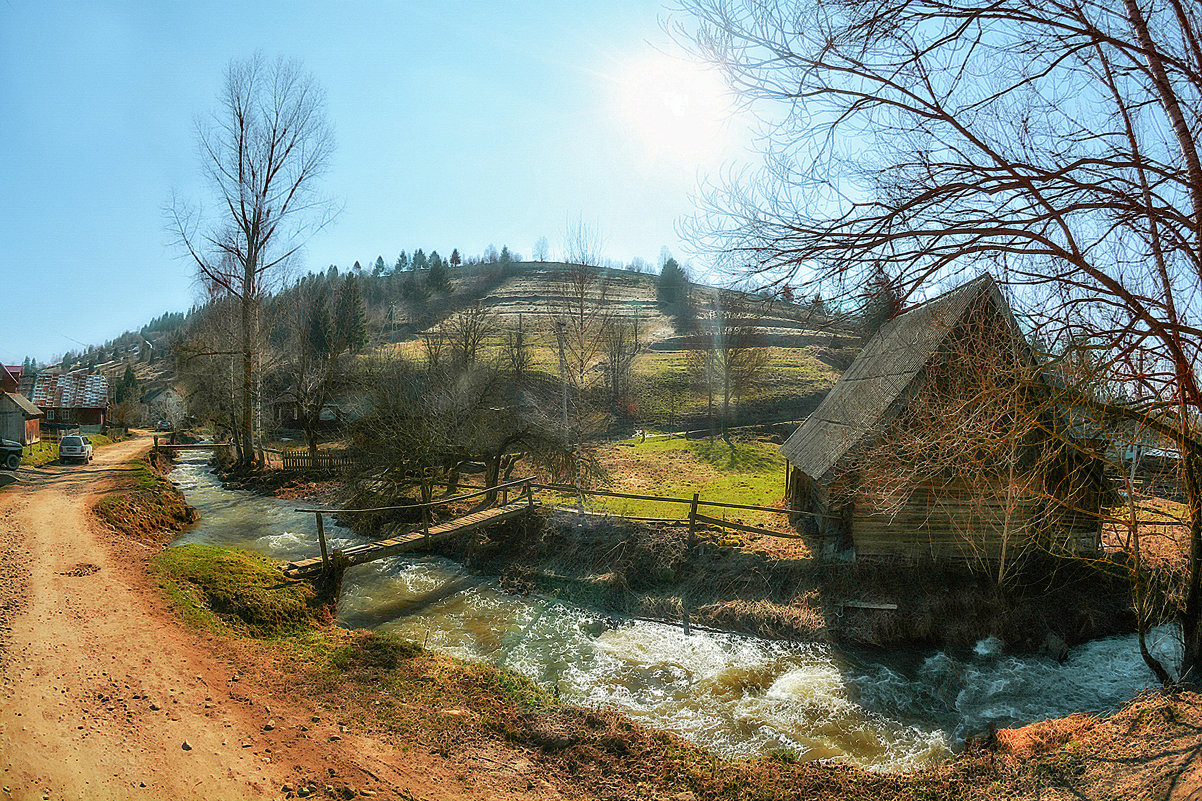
[0,392,43,445]
[781,274,1108,564]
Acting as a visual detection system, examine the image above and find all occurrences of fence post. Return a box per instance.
[524,479,534,507]
[316,512,330,574]
[688,492,699,535]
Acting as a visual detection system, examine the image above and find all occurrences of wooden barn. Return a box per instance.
[781,274,1109,567]
[0,392,42,445]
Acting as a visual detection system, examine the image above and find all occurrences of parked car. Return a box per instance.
[154,420,172,432]
[59,435,93,464]
[1,439,21,471]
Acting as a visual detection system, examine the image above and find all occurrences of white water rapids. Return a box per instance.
[168,453,1177,771]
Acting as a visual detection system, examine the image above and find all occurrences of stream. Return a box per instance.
[168,452,1179,771]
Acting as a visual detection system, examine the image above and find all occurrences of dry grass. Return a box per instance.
[997,714,1097,759]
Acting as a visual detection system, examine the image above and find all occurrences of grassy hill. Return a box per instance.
[364,261,855,432]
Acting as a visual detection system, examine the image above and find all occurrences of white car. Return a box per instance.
[59,435,93,464]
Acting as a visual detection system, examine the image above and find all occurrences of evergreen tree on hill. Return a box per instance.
[412,249,428,271]
[427,254,452,294]
[449,248,461,267]
[335,274,368,351]
[394,251,408,273]
[372,256,386,276]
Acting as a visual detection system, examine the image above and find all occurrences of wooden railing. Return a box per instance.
[294,476,537,574]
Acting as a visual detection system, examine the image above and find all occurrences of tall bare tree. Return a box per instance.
[679,0,1202,683]
[689,292,770,440]
[170,54,336,466]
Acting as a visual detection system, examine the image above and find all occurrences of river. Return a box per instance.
[167,452,1179,771]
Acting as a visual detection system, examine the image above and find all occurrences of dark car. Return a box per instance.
[1,439,21,471]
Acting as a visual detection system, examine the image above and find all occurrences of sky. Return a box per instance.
[0,1,758,365]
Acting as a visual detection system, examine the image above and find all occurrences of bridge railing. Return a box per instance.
[294,476,537,575]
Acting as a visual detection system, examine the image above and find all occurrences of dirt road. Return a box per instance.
[0,436,485,801]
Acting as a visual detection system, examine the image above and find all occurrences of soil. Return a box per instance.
[0,434,552,801]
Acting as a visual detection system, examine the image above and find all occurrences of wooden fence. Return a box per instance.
[270,449,357,472]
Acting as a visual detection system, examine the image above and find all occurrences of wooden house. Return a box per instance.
[31,371,111,429]
[1,366,21,393]
[140,385,187,427]
[0,392,42,445]
[781,274,1108,564]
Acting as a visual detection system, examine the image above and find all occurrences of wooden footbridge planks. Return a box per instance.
[283,499,538,578]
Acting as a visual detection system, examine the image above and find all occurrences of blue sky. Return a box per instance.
[0,1,756,364]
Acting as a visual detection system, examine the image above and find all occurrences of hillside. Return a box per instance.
[48,261,858,435]
[365,261,854,431]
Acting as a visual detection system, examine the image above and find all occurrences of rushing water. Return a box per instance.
[168,452,1178,771]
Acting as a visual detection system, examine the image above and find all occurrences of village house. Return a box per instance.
[1,365,21,393]
[31,371,111,430]
[781,274,1109,565]
[140,385,187,428]
[0,392,42,445]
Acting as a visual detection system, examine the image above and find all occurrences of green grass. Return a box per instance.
[149,544,325,637]
[564,435,791,530]
[21,440,59,467]
[20,432,124,467]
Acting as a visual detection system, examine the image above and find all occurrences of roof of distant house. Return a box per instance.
[781,274,1014,483]
[31,372,110,410]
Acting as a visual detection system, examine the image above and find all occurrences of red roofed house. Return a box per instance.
[31,371,111,429]
[1,366,20,393]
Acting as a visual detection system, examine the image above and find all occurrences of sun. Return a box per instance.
[611,53,736,163]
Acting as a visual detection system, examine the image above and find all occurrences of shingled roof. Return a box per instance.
[31,371,110,410]
[781,274,1014,483]
[2,392,42,418]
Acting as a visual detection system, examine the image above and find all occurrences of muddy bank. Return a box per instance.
[406,510,1136,654]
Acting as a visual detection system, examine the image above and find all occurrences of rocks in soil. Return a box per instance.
[181,740,192,751]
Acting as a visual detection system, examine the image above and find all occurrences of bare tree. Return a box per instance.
[444,302,496,367]
[169,54,336,467]
[532,236,550,262]
[689,292,770,440]
[271,274,365,457]
[503,313,533,378]
[680,0,1202,685]
[547,219,612,502]
[602,316,642,416]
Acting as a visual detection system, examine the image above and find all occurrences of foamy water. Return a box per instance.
[169,453,1172,770]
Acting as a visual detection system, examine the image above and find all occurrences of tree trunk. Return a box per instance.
[1180,437,1202,685]
[240,261,257,468]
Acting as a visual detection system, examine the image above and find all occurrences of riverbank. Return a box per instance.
[99,448,1198,799]
[383,509,1135,654]
[145,543,1013,800]
[145,540,1202,801]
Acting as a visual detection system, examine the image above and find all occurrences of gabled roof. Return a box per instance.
[31,372,110,410]
[781,274,1014,483]
[2,392,42,418]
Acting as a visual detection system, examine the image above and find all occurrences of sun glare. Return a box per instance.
[612,53,735,163]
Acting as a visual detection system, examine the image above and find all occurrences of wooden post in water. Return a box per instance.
[315,512,330,574]
[688,492,699,535]
[683,606,691,636]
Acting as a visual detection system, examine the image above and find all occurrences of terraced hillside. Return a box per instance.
[368,261,857,432]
